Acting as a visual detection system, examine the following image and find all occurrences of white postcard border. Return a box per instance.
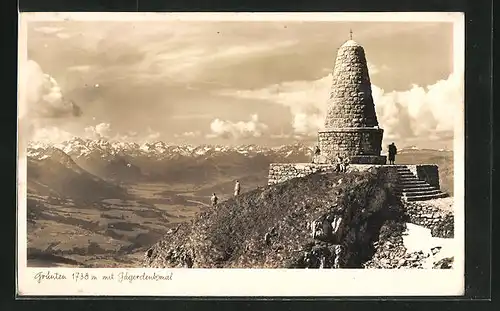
[17,12,465,297]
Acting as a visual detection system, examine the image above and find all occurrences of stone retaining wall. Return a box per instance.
[267,163,336,185]
[405,201,454,238]
[268,163,399,186]
[406,164,440,188]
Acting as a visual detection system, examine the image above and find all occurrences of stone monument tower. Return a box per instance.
[317,37,386,165]
[268,36,448,203]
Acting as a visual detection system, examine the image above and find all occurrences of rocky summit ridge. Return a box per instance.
[144,167,409,268]
[144,166,454,269]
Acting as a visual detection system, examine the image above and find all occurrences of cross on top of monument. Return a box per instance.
[349,29,353,40]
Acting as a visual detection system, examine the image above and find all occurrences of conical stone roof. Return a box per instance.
[324,40,379,129]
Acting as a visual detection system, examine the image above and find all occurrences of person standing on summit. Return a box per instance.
[312,145,321,163]
[210,193,218,207]
[388,142,398,165]
[234,180,240,197]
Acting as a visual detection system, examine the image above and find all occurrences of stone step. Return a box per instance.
[397,171,412,175]
[399,180,428,186]
[396,167,411,171]
[397,183,433,192]
[398,176,419,181]
[399,179,421,185]
[398,171,415,175]
[398,172,415,177]
[399,179,422,184]
[404,192,449,202]
[403,189,442,197]
[397,184,435,191]
[399,176,417,179]
[397,171,414,177]
[399,186,437,193]
[399,177,426,183]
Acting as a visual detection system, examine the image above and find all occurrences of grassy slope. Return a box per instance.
[145,167,403,268]
[27,157,129,202]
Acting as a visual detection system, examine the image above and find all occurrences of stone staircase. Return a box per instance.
[395,166,448,202]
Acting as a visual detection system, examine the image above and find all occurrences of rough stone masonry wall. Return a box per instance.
[405,201,454,238]
[324,41,379,129]
[267,163,336,185]
[318,128,384,160]
[268,163,398,186]
[407,164,440,189]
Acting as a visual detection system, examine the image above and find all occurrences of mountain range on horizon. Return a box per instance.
[25,137,454,203]
[26,137,453,157]
[26,138,315,191]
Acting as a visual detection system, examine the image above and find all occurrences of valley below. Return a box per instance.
[27,178,267,268]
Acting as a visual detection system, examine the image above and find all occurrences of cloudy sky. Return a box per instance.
[20,17,463,149]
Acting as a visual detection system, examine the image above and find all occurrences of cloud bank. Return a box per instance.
[29,126,75,144]
[23,60,82,120]
[372,71,463,145]
[20,59,162,145]
[84,122,112,139]
[20,60,83,147]
[174,131,202,138]
[207,114,269,139]
[217,76,330,136]
[217,71,463,147]
[82,124,162,143]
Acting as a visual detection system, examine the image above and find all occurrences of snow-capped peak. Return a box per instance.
[26,137,313,161]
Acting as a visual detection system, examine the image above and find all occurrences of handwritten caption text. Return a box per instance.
[33,270,174,284]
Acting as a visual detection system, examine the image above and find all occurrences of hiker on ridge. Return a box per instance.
[339,156,347,173]
[335,155,345,172]
[234,180,240,196]
[388,142,398,165]
[343,157,350,172]
[210,193,218,207]
[311,145,321,163]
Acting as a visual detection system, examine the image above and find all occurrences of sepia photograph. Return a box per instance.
[17,12,465,296]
